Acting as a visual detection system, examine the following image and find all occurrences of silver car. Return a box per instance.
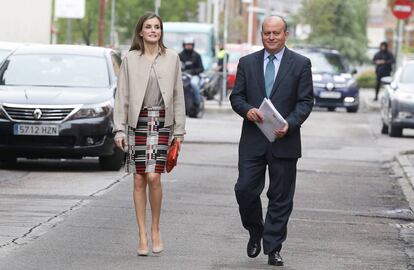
[380,60,414,137]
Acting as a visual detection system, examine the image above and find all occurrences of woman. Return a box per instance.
[113,12,186,256]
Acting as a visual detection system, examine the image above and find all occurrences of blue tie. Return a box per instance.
[265,54,276,97]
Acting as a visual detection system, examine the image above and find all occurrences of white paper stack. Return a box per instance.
[256,98,287,142]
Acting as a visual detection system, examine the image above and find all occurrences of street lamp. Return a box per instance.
[155,0,161,14]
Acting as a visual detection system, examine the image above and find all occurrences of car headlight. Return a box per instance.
[70,102,112,119]
[398,111,414,119]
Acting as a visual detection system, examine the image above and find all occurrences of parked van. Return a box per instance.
[163,22,215,71]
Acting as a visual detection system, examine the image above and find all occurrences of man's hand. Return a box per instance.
[274,122,289,139]
[246,108,264,123]
[115,136,126,151]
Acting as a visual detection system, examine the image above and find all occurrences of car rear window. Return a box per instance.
[297,50,347,74]
[0,54,110,87]
[401,63,414,84]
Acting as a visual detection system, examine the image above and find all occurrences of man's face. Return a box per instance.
[261,17,288,54]
[184,44,194,50]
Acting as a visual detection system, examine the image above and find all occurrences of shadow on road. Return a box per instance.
[0,158,112,172]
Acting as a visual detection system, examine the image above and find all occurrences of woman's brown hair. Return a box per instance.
[129,12,167,54]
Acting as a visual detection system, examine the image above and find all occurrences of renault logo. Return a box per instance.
[33,108,42,120]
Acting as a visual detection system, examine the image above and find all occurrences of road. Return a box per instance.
[1,90,414,269]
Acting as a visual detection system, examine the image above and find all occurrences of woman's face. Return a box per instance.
[140,17,161,45]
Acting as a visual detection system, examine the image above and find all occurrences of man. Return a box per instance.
[373,41,394,101]
[216,42,229,72]
[179,37,204,106]
[230,16,314,266]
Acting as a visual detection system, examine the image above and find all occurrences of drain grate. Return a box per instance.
[395,223,414,229]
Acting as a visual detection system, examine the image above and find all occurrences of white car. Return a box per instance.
[0,42,20,62]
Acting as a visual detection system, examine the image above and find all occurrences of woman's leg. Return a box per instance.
[147,173,163,249]
[133,173,148,251]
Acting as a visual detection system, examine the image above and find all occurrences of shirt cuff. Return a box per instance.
[114,131,126,140]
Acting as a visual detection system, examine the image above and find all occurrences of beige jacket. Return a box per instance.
[113,48,186,138]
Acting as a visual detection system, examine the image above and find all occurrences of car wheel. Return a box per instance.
[327,107,335,112]
[346,106,358,113]
[204,89,216,100]
[99,148,124,171]
[388,124,403,137]
[381,122,389,134]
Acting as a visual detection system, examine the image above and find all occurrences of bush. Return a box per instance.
[357,69,376,88]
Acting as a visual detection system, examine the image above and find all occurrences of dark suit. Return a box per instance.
[230,47,314,254]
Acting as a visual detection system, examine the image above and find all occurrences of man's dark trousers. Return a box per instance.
[235,145,297,254]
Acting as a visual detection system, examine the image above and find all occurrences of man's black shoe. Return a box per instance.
[246,237,261,258]
[268,251,284,266]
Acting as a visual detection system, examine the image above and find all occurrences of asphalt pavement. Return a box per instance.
[2,89,414,269]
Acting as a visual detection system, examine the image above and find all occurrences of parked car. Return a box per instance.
[380,60,414,137]
[0,42,20,62]
[0,44,124,170]
[294,47,359,113]
[225,43,252,90]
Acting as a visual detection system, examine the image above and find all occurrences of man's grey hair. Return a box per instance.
[261,15,288,32]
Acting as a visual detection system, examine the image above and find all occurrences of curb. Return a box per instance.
[360,88,380,111]
[396,152,414,211]
[204,99,234,114]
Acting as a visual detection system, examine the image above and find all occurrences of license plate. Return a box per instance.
[13,124,59,136]
[319,91,341,99]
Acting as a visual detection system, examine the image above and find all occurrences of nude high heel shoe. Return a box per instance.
[137,235,149,256]
[152,232,164,254]
[137,247,149,256]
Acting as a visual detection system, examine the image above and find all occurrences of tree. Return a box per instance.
[57,0,200,46]
[300,0,369,63]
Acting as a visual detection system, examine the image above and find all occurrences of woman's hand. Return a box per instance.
[115,135,126,151]
[175,137,183,151]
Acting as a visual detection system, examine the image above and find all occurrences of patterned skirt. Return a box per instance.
[126,107,171,174]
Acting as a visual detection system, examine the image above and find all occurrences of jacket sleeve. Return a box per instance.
[285,59,314,134]
[194,54,204,75]
[229,58,254,118]
[173,55,186,138]
[113,57,129,135]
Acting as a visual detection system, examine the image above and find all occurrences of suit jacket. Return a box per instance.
[230,47,314,158]
[113,49,186,137]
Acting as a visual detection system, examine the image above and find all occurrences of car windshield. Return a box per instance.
[400,63,414,84]
[300,51,347,74]
[0,54,109,87]
[0,49,12,62]
[164,32,209,55]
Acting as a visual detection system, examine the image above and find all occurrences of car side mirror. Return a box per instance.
[381,76,392,85]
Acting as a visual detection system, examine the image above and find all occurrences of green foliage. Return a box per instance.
[159,0,199,22]
[57,0,200,46]
[300,0,369,64]
[357,69,376,88]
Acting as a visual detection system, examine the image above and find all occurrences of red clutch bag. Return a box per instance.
[166,139,180,173]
